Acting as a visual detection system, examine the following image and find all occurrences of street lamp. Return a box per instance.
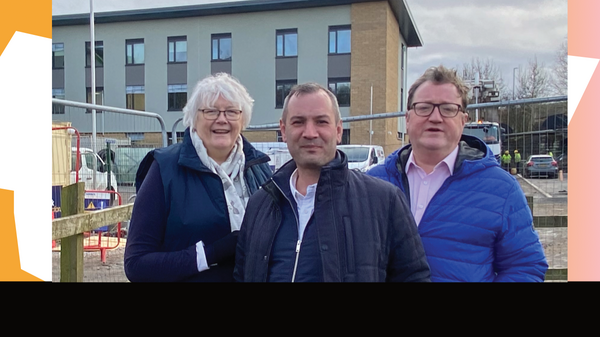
[512,67,519,100]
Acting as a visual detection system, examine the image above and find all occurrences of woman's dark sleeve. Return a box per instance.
[124,160,199,282]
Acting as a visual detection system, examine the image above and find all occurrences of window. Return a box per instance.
[52,88,65,114]
[126,85,145,111]
[211,33,232,61]
[168,36,187,63]
[168,84,187,111]
[126,39,144,65]
[341,129,350,145]
[85,87,104,113]
[86,41,104,67]
[276,29,298,57]
[329,25,351,54]
[328,78,351,106]
[52,43,64,69]
[276,80,296,108]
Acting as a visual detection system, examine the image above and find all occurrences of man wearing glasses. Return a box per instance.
[368,65,548,282]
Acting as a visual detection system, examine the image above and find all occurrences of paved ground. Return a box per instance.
[52,173,567,282]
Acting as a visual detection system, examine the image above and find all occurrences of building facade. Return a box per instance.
[52,0,422,154]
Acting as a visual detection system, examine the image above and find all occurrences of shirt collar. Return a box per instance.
[290,169,318,200]
[405,145,459,175]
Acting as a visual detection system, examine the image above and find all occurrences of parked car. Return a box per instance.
[557,153,567,173]
[523,154,558,178]
[337,145,385,172]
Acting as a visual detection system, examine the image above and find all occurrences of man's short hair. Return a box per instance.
[407,65,470,111]
[281,82,342,123]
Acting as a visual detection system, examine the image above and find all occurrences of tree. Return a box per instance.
[516,55,550,99]
[550,38,568,96]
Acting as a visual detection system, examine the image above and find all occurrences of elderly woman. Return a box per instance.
[124,73,272,282]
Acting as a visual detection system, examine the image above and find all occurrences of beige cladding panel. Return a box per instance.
[350,1,401,155]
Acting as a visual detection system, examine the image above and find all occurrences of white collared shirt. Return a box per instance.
[405,145,458,226]
[290,169,317,241]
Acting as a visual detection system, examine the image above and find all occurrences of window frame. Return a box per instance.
[52,88,65,114]
[126,39,145,65]
[126,85,145,111]
[85,86,104,114]
[167,84,188,111]
[168,36,187,63]
[85,41,104,67]
[328,25,351,55]
[276,29,298,58]
[328,77,351,107]
[211,33,232,61]
[52,43,64,69]
[275,79,297,109]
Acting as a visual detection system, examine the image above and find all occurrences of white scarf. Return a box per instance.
[191,130,249,232]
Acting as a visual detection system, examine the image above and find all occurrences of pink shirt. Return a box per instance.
[405,145,459,226]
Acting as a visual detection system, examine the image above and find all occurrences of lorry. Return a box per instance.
[462,121,503,162]
[337,145,385,172]
[71,147,118,193]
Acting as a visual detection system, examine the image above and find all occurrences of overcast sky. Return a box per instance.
[52,0,568,92]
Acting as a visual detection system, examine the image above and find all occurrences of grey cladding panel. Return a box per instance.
[327,54,351,78]
[125,65,145,86]
[275,57,298,80]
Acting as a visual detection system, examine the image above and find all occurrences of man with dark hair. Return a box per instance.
[368,65,548,282]
[234,82,431,282]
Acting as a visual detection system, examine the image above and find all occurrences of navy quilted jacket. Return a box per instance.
[234,151,431,282]
[125,128,272,282]
[367,135,548,282]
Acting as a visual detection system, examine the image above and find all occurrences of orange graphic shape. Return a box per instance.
[0,189,42,281]
[0,1,51,57]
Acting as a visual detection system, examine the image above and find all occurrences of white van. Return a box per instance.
[337,145,385,172]
[70,147,118,193]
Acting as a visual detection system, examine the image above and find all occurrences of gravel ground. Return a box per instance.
[52,243,129,283]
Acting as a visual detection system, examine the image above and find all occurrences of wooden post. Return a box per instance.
[526,195,534,218]
[59,182,85,282]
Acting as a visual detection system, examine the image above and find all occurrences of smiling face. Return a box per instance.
[280,89,342,170]
[406,81,468,159]
[194,94,244,162]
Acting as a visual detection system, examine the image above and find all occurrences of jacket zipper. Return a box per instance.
[272,179,302,283]
[291,240,302,282]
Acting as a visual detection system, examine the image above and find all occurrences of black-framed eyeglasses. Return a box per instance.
[199,109,243,121]
[410,102,463,118]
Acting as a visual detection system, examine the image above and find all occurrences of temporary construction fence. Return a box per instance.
[51,96,567,281]
[52,123,124,264]
[80,189,123,264]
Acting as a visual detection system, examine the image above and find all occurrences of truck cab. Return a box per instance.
[462,121,503,162]
[337,145,385,172]
[70,147,118,193]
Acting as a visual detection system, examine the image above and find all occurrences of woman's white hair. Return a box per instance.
[182,72,254,129]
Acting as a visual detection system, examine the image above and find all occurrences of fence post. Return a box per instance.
[59,182,85,282]
[526,195,534,221]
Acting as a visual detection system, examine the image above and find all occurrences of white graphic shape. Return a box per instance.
[568,55,599,125]
[0,31,51,281]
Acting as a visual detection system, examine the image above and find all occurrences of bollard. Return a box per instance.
[559,170,563,181]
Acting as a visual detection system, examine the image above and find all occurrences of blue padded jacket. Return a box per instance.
[367,135,548,282]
